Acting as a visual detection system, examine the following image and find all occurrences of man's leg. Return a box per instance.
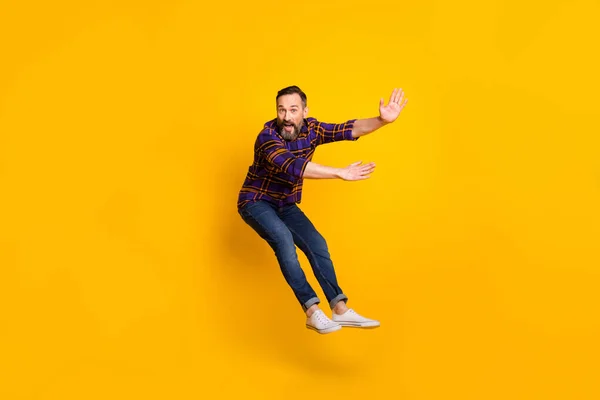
[279,205,348,308]
[238,201,319,311]
[239,201,342,334]
[280,204,380,328]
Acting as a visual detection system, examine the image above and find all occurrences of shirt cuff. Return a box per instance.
[343,119,358,141]
[290,157,310,178]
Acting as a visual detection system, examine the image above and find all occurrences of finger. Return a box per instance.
[393,88,400,103]
[380,97,384,107]
[360,165,375,174]
[396,89,403,104]
[399,98,408,110]
[353,161,374,169]
[389,88,397,104]
[361,168,375,175]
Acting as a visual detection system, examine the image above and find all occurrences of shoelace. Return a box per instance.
[314,311,334,326]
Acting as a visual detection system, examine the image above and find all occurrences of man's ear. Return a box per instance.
[303,106,309,117]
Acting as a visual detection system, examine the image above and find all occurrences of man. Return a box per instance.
[237,85,408,334]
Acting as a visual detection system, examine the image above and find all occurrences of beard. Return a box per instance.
[278,120,301,141]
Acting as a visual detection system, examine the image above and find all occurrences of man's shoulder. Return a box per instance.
[256,119,278,136]
[261,118,279,130]
[254,119,281,147]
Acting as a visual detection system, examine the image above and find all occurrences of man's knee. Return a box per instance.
[269,225,297,256]
[307,232,330,256]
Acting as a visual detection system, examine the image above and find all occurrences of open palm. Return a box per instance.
[338,161,376,181]
[379,88,408,123]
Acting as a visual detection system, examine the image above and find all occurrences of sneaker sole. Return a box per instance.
[305,324,342,334]
[335,321,380,328]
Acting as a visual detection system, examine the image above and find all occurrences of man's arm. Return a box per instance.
[314,119,357,145]
[257,133,309,178]
[257,134,375,181]
[257,130,375,181]
[351,88,408,138]
[351,117,390,138]
[303,160,375,181]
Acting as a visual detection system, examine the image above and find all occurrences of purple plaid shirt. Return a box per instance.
[237,117,358,209]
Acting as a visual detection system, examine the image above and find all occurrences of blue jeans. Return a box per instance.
[238,201,348,312]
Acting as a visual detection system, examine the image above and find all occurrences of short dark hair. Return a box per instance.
[276,85,307,108]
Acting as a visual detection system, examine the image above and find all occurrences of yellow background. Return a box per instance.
[1,0,599,398]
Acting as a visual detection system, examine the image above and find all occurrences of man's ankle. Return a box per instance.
[333,301,349,315]
[306,304,320,317]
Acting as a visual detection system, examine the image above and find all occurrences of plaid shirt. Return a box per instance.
[237,117,358,209]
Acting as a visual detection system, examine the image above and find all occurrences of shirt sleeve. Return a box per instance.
[315,119,358,145]
[255,130,309,179]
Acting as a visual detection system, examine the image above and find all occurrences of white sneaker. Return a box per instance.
[332,308,380,328]
[306,309,342,334]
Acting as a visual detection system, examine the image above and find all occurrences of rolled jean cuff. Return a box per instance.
[329,294,348,309]
[302,297,320,312]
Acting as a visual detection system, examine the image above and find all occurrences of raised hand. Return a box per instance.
[338,161,376,181]
[379,88,408,123]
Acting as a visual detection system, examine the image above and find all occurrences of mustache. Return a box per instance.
[278,120,300,140]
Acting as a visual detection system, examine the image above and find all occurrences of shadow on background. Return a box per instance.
[205,147,362,376]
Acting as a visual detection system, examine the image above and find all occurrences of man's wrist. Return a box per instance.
[333,167,344,179]
[377,116,390,125]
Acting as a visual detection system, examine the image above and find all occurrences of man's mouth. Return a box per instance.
[283,123,294,132]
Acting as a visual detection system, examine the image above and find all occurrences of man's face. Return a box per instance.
[276,93,308,141]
